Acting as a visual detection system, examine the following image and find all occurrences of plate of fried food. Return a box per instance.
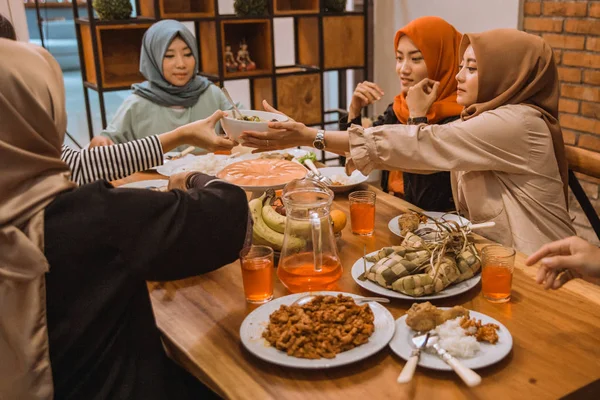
[317,167,369,193]
[389,211,470,239]
[389,302,512,370]
[239,292,395,368]
[351,232,481,300]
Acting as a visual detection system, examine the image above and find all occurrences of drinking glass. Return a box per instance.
[239,245,274,304]
[481,245,516,303]
[349,190,376,236]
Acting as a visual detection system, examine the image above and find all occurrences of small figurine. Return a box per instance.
[236,40,256,72]
[224,44,238,73]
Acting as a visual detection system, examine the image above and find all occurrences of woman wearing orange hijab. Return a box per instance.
[342,16,463,211]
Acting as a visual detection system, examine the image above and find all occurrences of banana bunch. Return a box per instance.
[248,193,305,251]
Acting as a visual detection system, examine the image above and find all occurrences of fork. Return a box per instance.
[398,332,430,383]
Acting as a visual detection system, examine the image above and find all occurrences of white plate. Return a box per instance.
[118,179,168,190]
[156,149,310,177]
[351,251,481,300]
[389,309,513,370]
[239,291,396,369]
[388,212,471,238]
[156,153,231,177]
[235,148,310,162]
[318,167,369,193]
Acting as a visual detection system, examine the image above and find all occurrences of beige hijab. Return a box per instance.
[0,39,76,399]
[459,29,568,203]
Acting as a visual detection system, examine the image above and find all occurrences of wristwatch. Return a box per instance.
[313,129,326,150]
[407,117,428,125]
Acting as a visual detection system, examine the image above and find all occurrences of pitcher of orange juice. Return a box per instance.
[277,178,342,293]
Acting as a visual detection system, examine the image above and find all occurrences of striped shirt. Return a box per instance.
[61,136,164,185]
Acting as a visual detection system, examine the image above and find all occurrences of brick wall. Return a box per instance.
[523,0,600,244]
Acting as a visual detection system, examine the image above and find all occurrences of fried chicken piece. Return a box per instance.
[398,212,421,236]
[405,302,470,332]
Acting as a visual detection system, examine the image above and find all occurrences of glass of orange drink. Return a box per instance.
[349,190,376,236]
[481,245,516,303]
[239,245,274,304]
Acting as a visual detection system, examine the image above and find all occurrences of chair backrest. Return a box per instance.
[566,145,600,180]
[565,145,600,241]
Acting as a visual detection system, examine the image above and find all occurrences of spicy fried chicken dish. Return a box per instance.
[262,294,375,359]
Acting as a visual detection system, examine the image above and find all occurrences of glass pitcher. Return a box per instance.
[277,178,343,293]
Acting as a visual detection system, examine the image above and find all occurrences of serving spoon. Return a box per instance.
[221,87,243,119]
[291,294,390,307]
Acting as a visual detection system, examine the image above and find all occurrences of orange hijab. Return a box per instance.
[388,17,463,194]
[392,16,463,124]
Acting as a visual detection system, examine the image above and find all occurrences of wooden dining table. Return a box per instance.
[115,171,600,400]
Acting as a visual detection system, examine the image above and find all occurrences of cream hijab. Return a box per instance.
[0,39,76,399]
[459,29,568,203]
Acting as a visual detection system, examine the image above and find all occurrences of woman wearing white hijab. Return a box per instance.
[91,20,237,150]
[0,39,247,399]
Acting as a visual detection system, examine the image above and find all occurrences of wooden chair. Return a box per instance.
[565,145,600,240]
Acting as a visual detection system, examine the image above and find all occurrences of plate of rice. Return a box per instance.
[389,309,512,371]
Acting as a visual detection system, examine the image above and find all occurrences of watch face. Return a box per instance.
[313,140,325,150]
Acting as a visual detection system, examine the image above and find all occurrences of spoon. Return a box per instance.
[304,159,333,185]
[291,294,390,307]
[221,87,243,119]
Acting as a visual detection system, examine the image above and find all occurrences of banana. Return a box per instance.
[261,203,286,233]
[248,194,266,224]
[248,193,304,251]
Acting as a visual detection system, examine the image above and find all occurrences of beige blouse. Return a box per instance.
[348,104,575,255]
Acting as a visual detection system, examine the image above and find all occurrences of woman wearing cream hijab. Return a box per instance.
[0,39,247,399]
[242,29,575,255]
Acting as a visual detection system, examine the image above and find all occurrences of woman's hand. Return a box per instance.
[348,81,385,120]
[167,171,196,191]
[241,121,317,151]
[261,99,293,120]
[179,110,237,152]
[406,78,439,118]
[240,100,315,150]
[89,136,115,148]
[525,236,600,289]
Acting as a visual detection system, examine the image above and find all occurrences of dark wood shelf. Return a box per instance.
[220,19,273,78]
[25,1,86,8]
[80,22,152,89]
[273,0,319,15]
[139,0,216,19]
[76,17,156,25]
[323,15,365,69]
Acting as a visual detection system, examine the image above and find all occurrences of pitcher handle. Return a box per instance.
[309,212,323,272]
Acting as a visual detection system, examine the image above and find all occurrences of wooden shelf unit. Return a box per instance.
[139,0,215,19]
[80,22,151,89]
[273,0,319,15]
[220,19,273,78]
[72,0,370,141]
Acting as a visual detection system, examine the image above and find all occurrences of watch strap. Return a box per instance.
[407,117,428,125]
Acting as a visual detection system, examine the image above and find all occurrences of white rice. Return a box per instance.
[178,154,232,176]
[429,318,480,358]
